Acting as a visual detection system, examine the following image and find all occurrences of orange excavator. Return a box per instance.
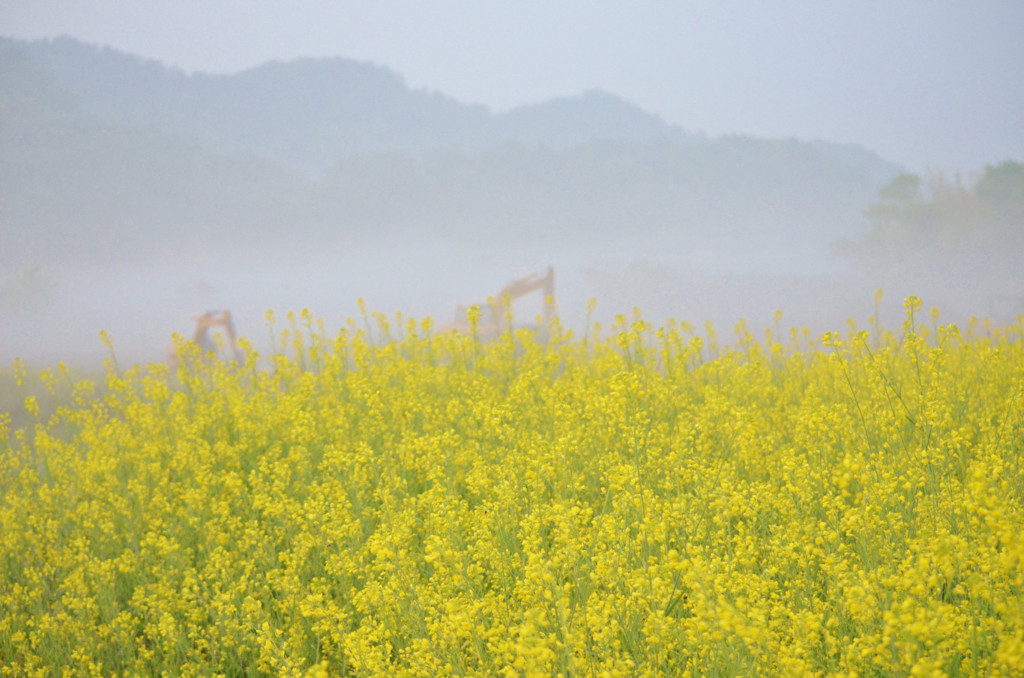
[166,310,243,371]
[440,267,555,340]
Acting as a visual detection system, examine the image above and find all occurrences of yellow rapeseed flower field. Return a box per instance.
[2,299,1023,677]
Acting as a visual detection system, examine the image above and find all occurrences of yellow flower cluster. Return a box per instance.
[2,301,1023,676]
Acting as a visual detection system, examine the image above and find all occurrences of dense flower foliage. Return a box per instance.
[2,300,1023,677]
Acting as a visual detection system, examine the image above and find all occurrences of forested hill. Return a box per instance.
[2,36,696,175]
[0,46,312,267]
[1,36,903,271]
[2,36,898,179]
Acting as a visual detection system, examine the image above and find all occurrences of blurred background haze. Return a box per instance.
[1,2,1022,366]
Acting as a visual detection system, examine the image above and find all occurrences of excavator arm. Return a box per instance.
[492,266,555,332]
[442,267,555,338]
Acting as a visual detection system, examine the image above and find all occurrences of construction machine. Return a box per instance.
[167,309,242,371]
[440,267,555,340]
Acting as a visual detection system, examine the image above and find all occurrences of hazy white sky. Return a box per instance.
[3,1,1022,174]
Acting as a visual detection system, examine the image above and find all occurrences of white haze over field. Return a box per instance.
[4,233,1012,369]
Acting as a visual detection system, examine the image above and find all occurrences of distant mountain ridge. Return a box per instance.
[1,36,700,175]
[1,35,904,271]
[489,89,689,148]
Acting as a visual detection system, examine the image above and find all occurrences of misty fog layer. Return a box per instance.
[2,38,1022,368]
[7,232,1019,369]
